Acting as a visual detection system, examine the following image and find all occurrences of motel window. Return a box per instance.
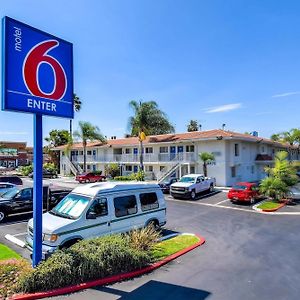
[159,147,168,153]
[125,165,133,172]
[231,166,236,178]
[234,144,239,157]
[186,145,195,152]
[145,147,153,154]
[125,148,131,154]
[160,166,165,172]
[146,165,153,172]
[87,150,92,155]
[80,151,83,155]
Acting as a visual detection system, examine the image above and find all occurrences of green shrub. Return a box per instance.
[43,162,57,173]
[19,165,33,176]
[113,175,133,181]
[0,259,31,299]
[105,163,120,178]
[128,226,161,251]
[18,234,152,293]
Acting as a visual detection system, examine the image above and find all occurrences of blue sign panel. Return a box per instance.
[2,16,73,118]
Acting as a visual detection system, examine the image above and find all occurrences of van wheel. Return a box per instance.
[0,211,6,223]
[191,190,196,200]
[61,239,80,249]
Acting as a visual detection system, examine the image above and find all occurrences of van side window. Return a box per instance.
[140,192,159,211]
[114,195,137,217]
[88,197,108,217]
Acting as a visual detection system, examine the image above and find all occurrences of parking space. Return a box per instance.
[165,189,257,212]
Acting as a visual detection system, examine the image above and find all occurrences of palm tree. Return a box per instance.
[128,100,174,170]
[73,121,106,172]
[187,120,199,132]
[270,129,300,146]
[70,93,82,138]
[199,152,215,177]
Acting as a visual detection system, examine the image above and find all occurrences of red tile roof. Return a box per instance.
[53,129,294,150]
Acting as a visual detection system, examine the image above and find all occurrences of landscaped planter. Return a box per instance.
[11,233,205,300]
[253,200,287,212]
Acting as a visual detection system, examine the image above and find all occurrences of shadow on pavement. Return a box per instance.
[93,280,211,300]
[193,190,221,201]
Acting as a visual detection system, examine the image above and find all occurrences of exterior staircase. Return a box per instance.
[64,156,83,175]
[157,163,181,183]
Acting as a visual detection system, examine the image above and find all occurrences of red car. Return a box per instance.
[228,182,261,204]
[75,172,106,183]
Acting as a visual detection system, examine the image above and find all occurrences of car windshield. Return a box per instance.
[1,187,19,199]
[50,193,91,219]
[233,185,248,190]
[179,177,195,183]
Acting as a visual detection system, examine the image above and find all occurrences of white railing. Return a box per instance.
[71,152,196,164]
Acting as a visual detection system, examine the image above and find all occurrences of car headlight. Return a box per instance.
[43,233,58,242]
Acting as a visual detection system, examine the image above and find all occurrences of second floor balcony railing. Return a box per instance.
[70,152,197,164]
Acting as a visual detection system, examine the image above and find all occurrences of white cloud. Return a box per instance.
[272,91,300,98]
[205,103,242,113]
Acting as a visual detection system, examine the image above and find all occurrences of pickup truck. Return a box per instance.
[0,185,71,223]
[170,174,216,200]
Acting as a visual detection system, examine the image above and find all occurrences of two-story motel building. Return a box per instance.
[56,129,299,187]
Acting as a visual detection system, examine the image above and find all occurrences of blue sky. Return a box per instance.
[1,0,300,145]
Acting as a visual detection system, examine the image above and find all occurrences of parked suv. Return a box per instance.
[29,169,58,179]
[25,182,166,259]
[0,176,23,185]
[170,174,216,200]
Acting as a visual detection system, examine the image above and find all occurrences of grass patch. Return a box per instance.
[257,201,283,210]
[0,244,21,261]
[152,235,199,261]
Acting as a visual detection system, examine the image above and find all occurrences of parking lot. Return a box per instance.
[0,186,255,261]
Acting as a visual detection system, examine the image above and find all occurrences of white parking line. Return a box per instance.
[5,234,26,248]
[215,199,230,205]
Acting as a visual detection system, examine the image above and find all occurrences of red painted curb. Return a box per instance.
[262,202,286,212]
[11,234,205,300]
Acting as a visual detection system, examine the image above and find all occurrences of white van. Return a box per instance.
[25,182,166,258]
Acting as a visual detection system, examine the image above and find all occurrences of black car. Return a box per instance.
[159,178,178,194]
[29,169,58,179]
[0,186,71,222]
[0,176,23,185]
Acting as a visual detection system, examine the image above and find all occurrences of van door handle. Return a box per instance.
[108,221,111,226]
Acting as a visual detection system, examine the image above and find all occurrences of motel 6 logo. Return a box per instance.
[23,40,67,101]
[3,17,74,118]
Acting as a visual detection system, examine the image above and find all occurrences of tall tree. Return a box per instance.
[199,152,215,177]
[128,100,175,136]
[70,93,82,138]
[128,100,174,170]
[73,121,106,172]
[45,130,71,168]
[187,120,199,132]
[270,129,300,146]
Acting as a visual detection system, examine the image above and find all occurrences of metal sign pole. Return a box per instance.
[32,113,43,267]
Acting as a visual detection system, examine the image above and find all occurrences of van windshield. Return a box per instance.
[179,177,195,183]
[50,194,91,219]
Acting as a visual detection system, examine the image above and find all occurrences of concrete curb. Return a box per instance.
[253,200,286,213]
[11,233,205,300]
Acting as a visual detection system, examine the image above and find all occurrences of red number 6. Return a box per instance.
[23,40,67,100]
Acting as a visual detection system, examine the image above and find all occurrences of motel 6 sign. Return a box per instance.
[2,16,73,118]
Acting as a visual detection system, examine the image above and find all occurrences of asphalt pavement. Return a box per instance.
[1,181,300,300]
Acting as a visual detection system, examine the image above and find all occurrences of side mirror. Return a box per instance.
[86,212,97,219]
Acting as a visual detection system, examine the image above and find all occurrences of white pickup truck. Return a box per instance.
[170,174,216,200]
